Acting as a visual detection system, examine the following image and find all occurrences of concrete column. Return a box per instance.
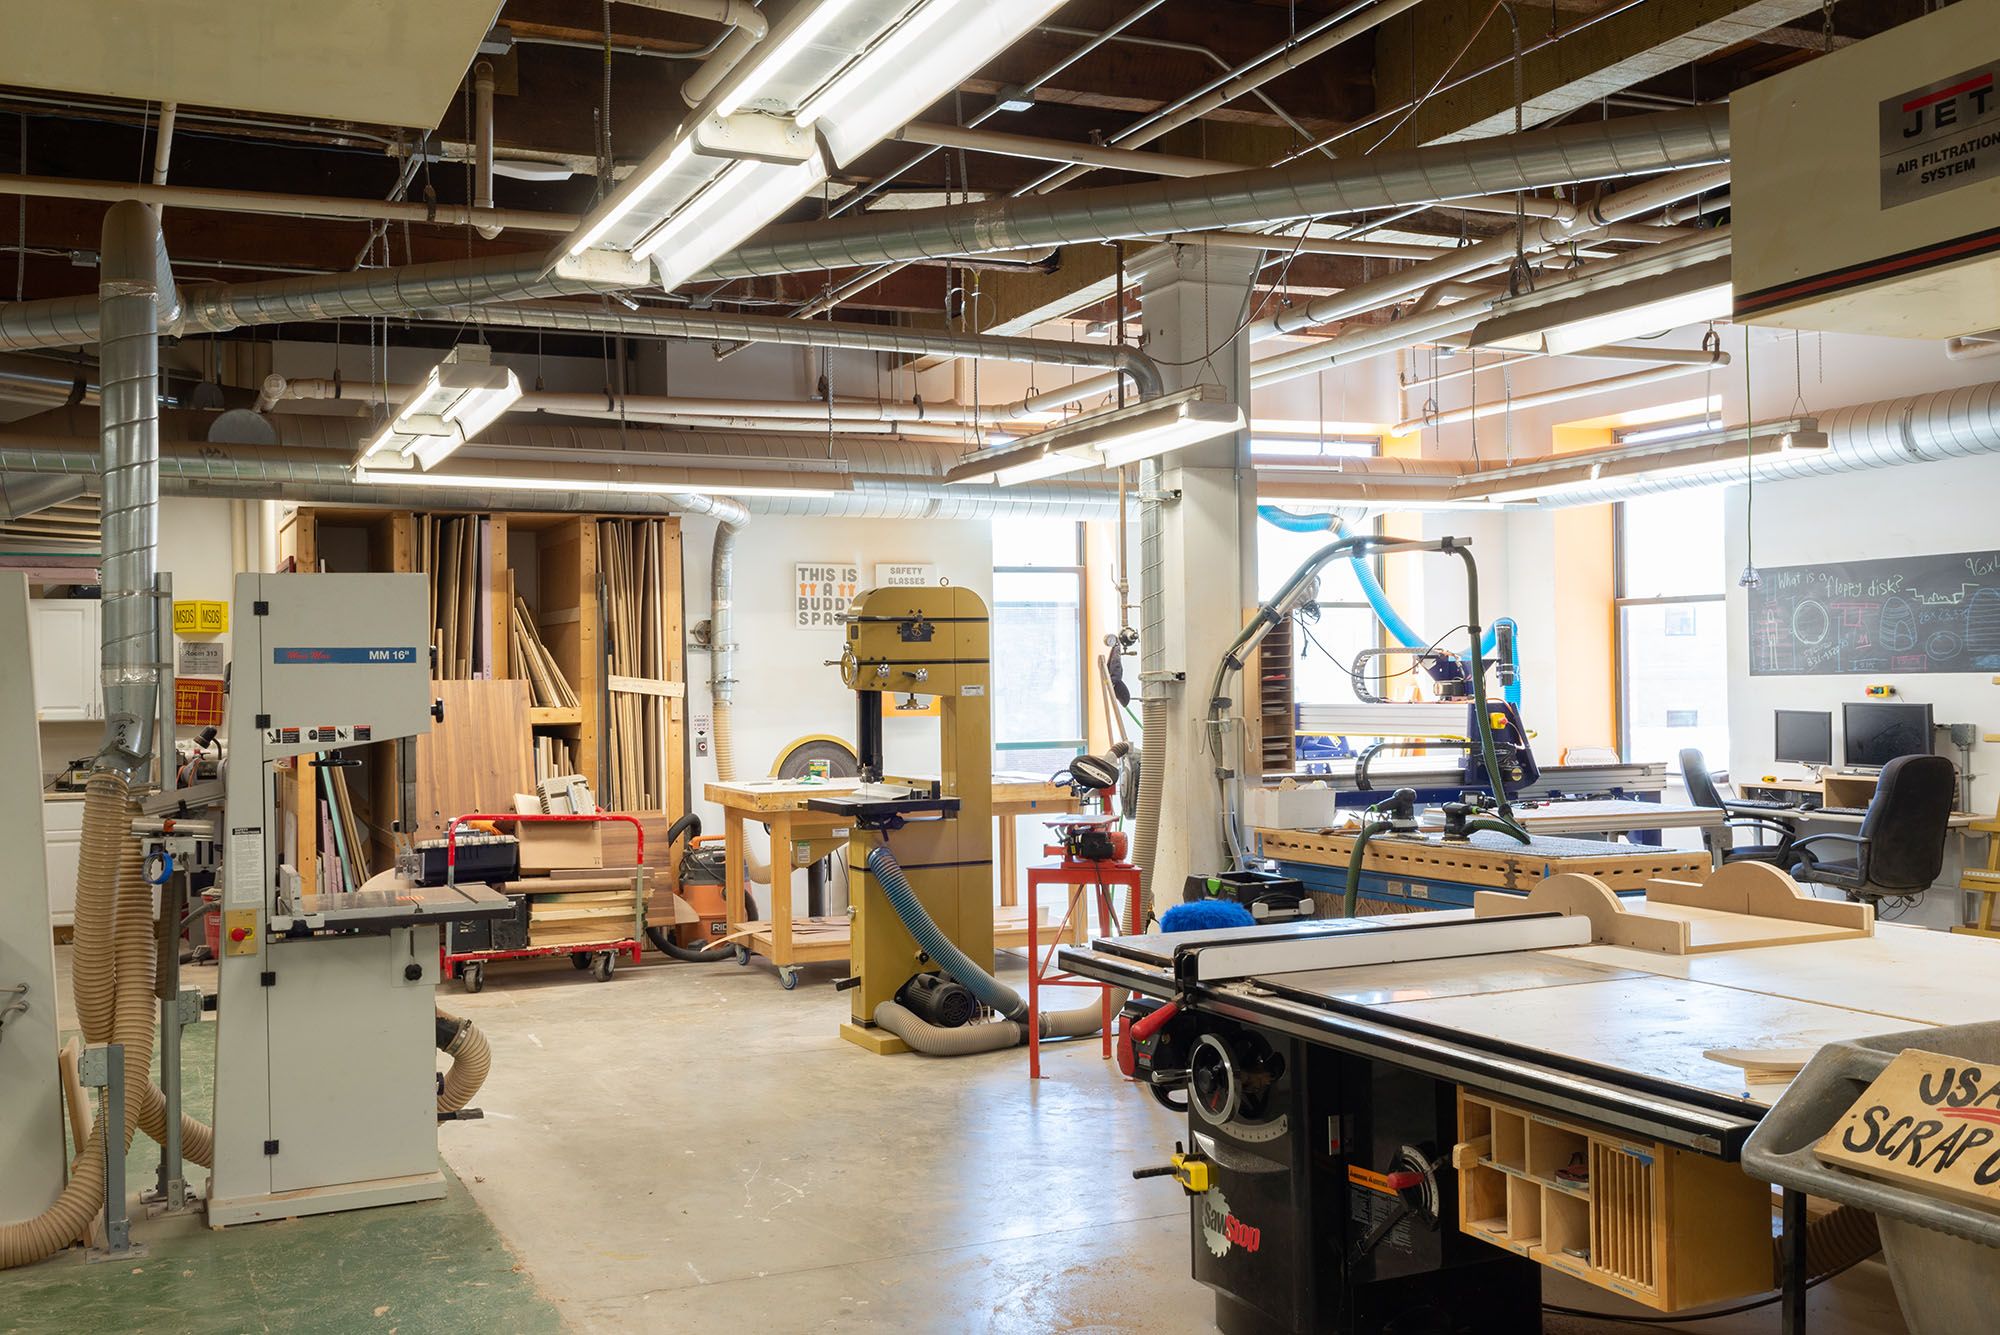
[1134,241,1261,889]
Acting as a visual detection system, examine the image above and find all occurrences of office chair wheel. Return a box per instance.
[591,953,616,982]
[779,966,799,990]
[461,963,484,994]
[571,952,592,970]
[736,945,753,965]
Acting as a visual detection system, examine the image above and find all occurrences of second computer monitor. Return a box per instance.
[1774,709,1833,766]
[1842,701,1934,769]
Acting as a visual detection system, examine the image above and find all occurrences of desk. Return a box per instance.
[705,774,1080,984]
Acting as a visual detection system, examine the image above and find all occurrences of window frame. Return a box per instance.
[1613,500,1727,768]
[990,521,1089,772]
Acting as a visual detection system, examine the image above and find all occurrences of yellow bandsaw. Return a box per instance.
[809,586,994,1055]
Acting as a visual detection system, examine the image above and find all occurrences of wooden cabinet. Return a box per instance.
[43,798,84,927]
[27,599,102,722]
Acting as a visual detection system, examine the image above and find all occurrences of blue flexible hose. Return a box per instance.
[1256,506,1522,707]
[866,844,1027,1022]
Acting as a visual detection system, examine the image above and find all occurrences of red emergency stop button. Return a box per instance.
[230,927,250,943]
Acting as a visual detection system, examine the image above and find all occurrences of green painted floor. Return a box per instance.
[0,1017,564,1335]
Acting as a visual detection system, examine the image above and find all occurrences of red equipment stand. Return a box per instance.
[1025,850,1141,1080]
[440,812,647,990]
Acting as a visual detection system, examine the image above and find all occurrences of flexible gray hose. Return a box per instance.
[865,844,1110,1045]
[1130,697,1168,923]
[873,1001,1025,1055]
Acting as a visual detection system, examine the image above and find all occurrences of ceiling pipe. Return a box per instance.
[1391,355,1726,434]
[1025,0,1426,197]
[471,63,503,240]
[892,123,1234,178]
[673,0,770,108]
[620,0,767,34]
[1175,230,1457,261]
[703,106,1730,280]
[1249,226,1731,388]
[0,174,580,233]
[151,103,176,187]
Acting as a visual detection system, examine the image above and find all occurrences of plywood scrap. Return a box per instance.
[1476,864,1875,956]
[1704,1048,1818,1081]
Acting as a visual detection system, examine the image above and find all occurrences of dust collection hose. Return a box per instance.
[865,844,1113,1056]
[435,1011,491,1114]
[0,774,165,1268]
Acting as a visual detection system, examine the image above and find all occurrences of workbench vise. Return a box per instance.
[811,585,995,1055]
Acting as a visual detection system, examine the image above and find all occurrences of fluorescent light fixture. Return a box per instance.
[946,387,1244,486]
[354,346,522,471]
[354,466,853,500]
[565,138,699,257]
[636,158,830,290]
[798,0,1068,167]
[713,0,870,117]
[1470,257,1733,355]
[1615,416,1724,446]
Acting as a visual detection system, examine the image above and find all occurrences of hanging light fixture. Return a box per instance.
[945,387,1244,486]
[353,345,522,471]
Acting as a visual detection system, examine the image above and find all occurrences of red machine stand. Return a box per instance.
[1024,850,1141,1080]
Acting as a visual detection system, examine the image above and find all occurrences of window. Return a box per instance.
[1257,521,1382,706]
[1617,490,1728,771]
[990,518,1085,777]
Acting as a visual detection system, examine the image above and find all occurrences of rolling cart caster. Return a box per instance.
[461,962,484,994]
[779,966,799,990]
[735,945,753,966]
[571,952,592,970]
[591,953,616,982]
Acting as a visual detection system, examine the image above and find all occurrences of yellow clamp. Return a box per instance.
[1173,1152,1210,1194]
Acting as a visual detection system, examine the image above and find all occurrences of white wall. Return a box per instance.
[678,513,995,868]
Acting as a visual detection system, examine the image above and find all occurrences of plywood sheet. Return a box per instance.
[413,679,534,840]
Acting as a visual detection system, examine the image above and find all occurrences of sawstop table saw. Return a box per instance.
[1065,900,2000,1335]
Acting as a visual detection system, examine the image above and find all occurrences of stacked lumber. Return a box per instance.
[320,762,371,890]
[418,513,484,679]
[510,586,577,709]
[533,734,579,783]
[528,891,636,947]
[597,518,677,812]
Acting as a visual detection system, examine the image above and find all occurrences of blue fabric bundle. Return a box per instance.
[1160,899,1256,932]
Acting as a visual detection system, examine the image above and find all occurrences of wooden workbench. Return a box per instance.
[705,773,1081,981]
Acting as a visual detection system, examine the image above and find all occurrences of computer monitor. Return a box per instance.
[1841,701,1934,769]
[1774,710,1832,766]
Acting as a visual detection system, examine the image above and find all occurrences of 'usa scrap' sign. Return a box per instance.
[1815,1047,2000,1215]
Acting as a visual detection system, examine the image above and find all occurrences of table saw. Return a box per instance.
[1064,898,2000,1335]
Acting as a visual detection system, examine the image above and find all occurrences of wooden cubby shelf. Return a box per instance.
[1453,1090,1772,1313]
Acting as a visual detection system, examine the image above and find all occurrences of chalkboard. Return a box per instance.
[1748,549,2000,675]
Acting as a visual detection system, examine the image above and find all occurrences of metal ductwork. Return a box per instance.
[1526,381,2000,510]
[0,472,86,518]
[434,303,1166,400]
[0,411,1119,520]
[702,106,1729,279]
[0,252,641,354]
[95,201,168,772]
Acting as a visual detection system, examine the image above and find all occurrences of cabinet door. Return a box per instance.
[44,826,81,927]
[27,601,100,722]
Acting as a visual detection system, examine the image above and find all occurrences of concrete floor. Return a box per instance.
[9,945,1916,1334]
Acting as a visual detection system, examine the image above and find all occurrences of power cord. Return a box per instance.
[1544,1254,1867,1328]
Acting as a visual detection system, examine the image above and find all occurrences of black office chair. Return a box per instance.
[1680,748,1800,865]
[1788,754,1957,902]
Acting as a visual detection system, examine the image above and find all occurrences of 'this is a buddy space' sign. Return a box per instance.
[795,563,859,630]
[1815,1047,2000,1214]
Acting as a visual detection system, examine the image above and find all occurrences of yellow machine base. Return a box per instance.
[839,1022,909,1056]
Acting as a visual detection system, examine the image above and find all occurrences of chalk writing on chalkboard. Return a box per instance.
[1748,550,2000,676]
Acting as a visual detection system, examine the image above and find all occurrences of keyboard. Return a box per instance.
[1727,797,1796,811]
[1815,806,1869,817]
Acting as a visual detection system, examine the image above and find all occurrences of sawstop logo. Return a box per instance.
[1199,1187,1262,1258]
